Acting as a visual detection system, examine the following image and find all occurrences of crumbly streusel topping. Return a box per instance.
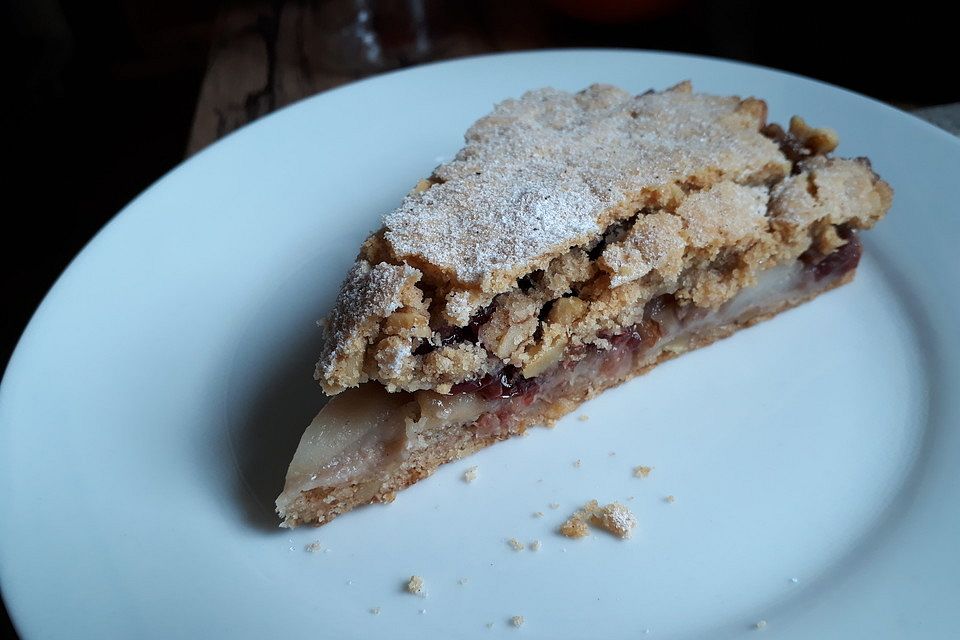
[313,83,893,395]
[384,82,787,291]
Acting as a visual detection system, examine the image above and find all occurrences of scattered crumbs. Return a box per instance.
[419,609,427,615]
[790,577,799,584]
[559,500,638,539]
[511,615,525,628]
[533,511,545,518]
[508,538,525,551]
[486,622,494,629]
[573,459,582,468]
[370,607,381,615]
[548,502,560,510]
[288,546,296,551]
[304,541,323,553]
[665,495,676,504]
[577,414,590,422]
[464,466,479,483]
[407,575,426,596]
[529,539,542,552]
[754,620,767,630]
[458,577,469,585]
[634,465,653,478]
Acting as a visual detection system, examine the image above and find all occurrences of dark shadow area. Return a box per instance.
[226,321,331,532]
[214,244,349,532]
[2,0,217,370]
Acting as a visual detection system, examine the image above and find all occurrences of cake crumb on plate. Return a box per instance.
[559,517,591,539]
[511,615,525,627]
[573,459,582,468]
[304,541,323,553]
[464,466,479,483]
[633,466,653,478]
[591,502,638,539]
[369,607,381,615]
[754,620,767,630]
[665,495,676,504]
[406,575,425,596]
[507,538,524,551]
[577,414,589,422]
[532,511,544,518]
[529,539,542,551]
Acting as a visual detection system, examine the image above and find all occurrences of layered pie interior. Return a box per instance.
[276,81,892,527]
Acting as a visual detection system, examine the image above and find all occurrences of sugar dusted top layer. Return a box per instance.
[384,82,788,290]
[313,82,892,394]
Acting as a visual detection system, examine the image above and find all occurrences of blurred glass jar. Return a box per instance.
[307,0,445,74]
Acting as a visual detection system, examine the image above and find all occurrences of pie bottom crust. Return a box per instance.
[277,268,854,527]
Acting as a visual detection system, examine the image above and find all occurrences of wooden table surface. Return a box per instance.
[187,1,959,156]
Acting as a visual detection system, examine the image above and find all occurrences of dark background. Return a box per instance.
[1,1,955,637]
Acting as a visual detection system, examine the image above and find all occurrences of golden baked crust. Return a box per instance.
[313,82,892,396]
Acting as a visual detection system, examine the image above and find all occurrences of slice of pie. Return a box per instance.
[276,81,892,527]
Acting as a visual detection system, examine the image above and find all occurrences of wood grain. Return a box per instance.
[187,0,550,155]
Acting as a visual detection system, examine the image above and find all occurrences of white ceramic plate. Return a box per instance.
[2,50,958,639]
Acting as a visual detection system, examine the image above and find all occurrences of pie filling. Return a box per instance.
[278,233,861,506]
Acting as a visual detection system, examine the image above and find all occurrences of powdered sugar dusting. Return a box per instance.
[384,83,786,287]
[678,181,770,248]
[314,260,420,391]
[596,502,638,539]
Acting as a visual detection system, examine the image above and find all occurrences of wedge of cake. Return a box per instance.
[276,81,892,527]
